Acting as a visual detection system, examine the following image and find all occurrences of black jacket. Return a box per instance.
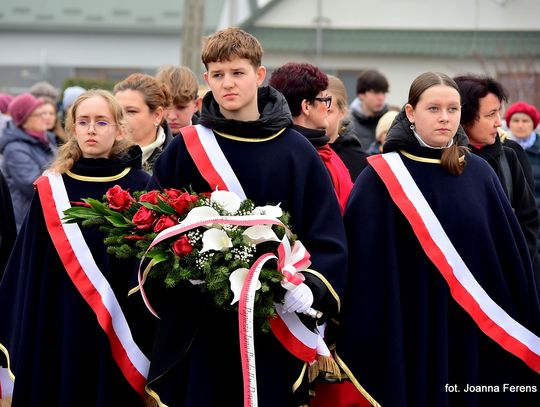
[468,136,540,275]
[330,122,369,181]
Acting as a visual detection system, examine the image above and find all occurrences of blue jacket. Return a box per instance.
[0,124,57,229]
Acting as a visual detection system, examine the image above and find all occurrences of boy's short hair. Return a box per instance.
[201,28,263,69]
[156,65,199,106]
[356,69,389,94]
[269,62,328,117]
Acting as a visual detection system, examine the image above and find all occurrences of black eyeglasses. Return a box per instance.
[313,96,332,109]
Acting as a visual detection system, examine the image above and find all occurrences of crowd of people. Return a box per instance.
[0,27,539,407]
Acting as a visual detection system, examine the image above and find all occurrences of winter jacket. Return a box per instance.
[0,125,57,230]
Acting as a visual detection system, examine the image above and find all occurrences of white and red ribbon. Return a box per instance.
[277,236,310,290]
[369,152,540,372]
[35,174,150,397]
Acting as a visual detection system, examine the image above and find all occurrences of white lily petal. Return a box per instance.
[211,190,242,213]
[229,268,262,305]
[200,228,233,253]
[253,204,283,218]
[183,206,220,226]
[243,225,280,245]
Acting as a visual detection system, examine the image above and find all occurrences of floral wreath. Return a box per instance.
[64,186,310,332]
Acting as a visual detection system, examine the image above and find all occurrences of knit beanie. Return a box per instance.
[62,86,86,111]
[0,93,14,114]
[505,101,540,129]
[8,93,44,127]
[376,110,399,142]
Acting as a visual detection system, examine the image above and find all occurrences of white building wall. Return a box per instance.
[0,32,183,69]
[254,0,540,30]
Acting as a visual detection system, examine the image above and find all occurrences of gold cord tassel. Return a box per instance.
[317,354,341,377]
[308,361,320,383]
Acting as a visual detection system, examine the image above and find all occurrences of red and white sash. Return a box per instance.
[35,174,150,397]
[182,124,246,200]
[368,152,540,372]
[181,125,329,405]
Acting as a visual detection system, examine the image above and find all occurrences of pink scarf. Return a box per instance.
[27,130,50,145]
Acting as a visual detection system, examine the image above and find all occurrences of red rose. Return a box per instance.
[153,215,177,233]
[164,188,183,200]
[106,185,135,211]
[172,235,193,258]
[132,207,157,229]
[199,192,212,199]
[139,190,163,205]
[169,192,198,215]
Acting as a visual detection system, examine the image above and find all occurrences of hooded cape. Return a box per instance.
[0,146,150,406]
[143,86,347,406]
[337,110,540,406]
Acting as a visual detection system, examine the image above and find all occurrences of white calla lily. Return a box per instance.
[200,228,233,253]
[183,206,220,226]
[243,225,280,245]
[211,190,242,213]
[253,204,283,218]
[229,268,261,305]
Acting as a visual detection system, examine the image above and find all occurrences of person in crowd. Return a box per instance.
[0,89,150,406]
[506,101,540,205]
[0,93,14,136]
[367,109,399,155]
[454,74,540,282]
[142,27,347,407]
[337,71,540,406]
[348,69,390,152]
[29,81,60,102]
[324,74,368,181]
[156,65,201,136]
[506,101,540,255]
[113,73,173,173]
[0,93,57,230]
[39,96,67,145]
[269,62,353,213]
[60,86,86,128]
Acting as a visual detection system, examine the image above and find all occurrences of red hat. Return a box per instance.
[0,93,14,114]
[7,93,44,127]
[505,101,540,129]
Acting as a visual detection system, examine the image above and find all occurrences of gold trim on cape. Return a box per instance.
[65,167,131,182]
[214,128,286,142]
[304,269,341,313]
[334,351,382,407]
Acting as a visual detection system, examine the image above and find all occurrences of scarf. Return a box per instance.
[316,144,353,214]
[141,126,166,165]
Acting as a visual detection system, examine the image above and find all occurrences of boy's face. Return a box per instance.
[164,99,200,134]
[204,57,266,121]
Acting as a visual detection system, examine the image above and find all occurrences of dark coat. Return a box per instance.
[337,111,540,407]
[0,147,150,406]
[348,101,388,152]
[0,168,16,276]
[143,86,347,407]
[330,122,369,181]
[468,136,540,281]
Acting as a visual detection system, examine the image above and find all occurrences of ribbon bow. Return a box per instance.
[277,236,311,290]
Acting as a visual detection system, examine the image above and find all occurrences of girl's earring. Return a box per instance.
[410,123,415,130]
